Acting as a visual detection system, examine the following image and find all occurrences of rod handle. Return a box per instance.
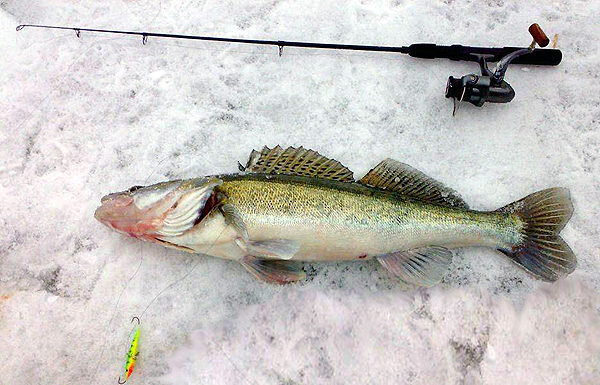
[407,44,562,65]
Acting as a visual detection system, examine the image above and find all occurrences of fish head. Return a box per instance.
[94,177,223,241]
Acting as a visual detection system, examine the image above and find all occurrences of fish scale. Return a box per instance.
[217,174,522,261]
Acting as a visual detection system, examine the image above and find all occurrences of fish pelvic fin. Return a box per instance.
[496,187,577,282]
[240,256,306,284]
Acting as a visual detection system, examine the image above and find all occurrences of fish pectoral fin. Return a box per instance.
[376,246,453,287]
[247,239,300,259]
[235,238,300,260]
[220,203,248,241]
[221,206,301,261]
[240,256,306,284]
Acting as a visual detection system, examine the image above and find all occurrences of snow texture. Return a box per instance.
[1,1,599,384]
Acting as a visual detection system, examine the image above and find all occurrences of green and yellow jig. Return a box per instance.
[118,317,141,384]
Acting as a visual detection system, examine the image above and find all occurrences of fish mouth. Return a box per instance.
[95,178,222,240]
[94,194,153,236]
[95,195,134,222]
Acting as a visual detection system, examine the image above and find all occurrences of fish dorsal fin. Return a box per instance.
[359,159,468,208]
[243,146,354,182]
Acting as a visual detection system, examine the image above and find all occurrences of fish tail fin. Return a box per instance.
[496,187,577,281]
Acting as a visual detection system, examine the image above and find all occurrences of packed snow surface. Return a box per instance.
[1,1,599,384]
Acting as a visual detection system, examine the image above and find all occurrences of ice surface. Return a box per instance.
[1,1,599,384]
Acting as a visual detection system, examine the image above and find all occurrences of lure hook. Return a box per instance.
[16,25,24,31]
[117,375,127,384]
[142,34,148,45]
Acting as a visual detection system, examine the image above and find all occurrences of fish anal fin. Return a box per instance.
[240,256,306,284]
[359,159,468,208]
[243,146,354,182]
[376,246,453,287]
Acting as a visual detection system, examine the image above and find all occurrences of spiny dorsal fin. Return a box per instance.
[359,159,468,208]
[242,146,354,182]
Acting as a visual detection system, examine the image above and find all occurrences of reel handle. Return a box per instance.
[528,23,550,47]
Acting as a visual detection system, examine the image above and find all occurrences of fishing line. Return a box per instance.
[121,226,260,385]
[10,35,122,135]
[11,22,255,385]
[136,248,210,320]
[9,33,160,384]
[16,32,68,51]
[10,29,162,385]
[149,1,162,27]
[88,249,144,383]
[121,0,162,29]
[90,151,257,384]
[87,91,207,377]
[9,26,396,147]
[89,153,179,383]
[127,153,259,385]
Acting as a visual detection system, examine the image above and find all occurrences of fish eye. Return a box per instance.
[128,185,143,193]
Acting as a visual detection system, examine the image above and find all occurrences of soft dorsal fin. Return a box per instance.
[242,146,354,182]
[359,159,468,208]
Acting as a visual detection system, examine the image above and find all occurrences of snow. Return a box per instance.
[1,1,599,384]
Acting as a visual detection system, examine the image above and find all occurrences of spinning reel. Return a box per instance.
[445,24,553,114]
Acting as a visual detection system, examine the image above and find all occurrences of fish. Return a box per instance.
[95,146,577,286]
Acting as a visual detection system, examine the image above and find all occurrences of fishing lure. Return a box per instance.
[118,317,141,384]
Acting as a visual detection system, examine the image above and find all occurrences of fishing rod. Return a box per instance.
[17,23,560,113]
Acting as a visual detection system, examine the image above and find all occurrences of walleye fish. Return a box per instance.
[95,146,576,286]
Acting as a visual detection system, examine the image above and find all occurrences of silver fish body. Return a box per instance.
[95,146,576,285]
[161,174,521,261]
